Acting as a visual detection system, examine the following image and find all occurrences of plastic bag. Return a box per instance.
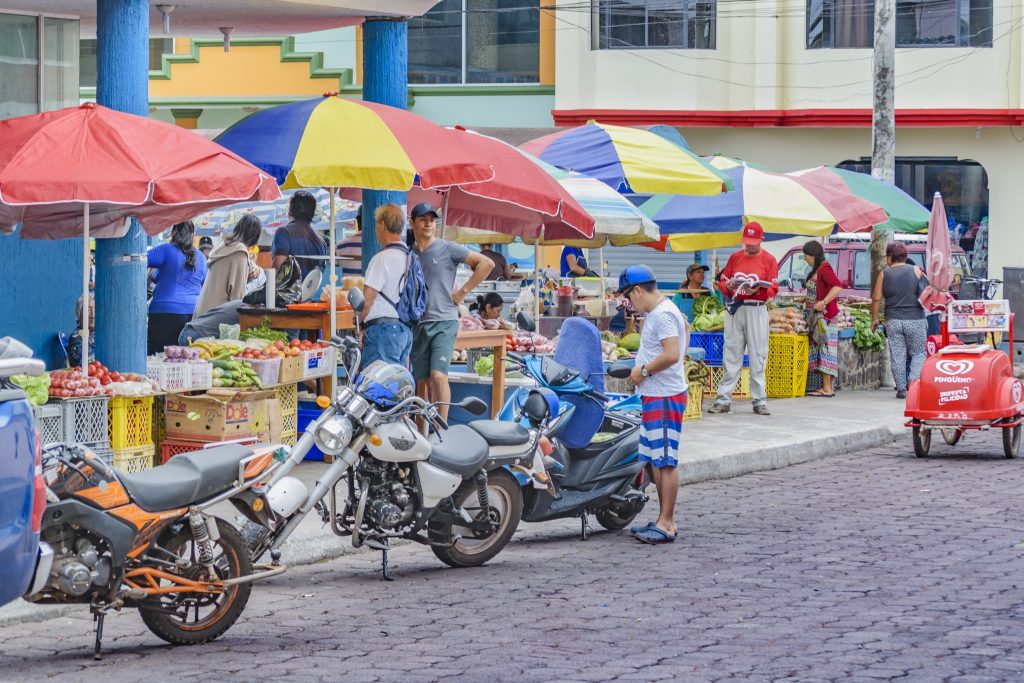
[243,255,302,307]
[219,323,241,340]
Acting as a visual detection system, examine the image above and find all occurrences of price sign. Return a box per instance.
[947,299,1011,334]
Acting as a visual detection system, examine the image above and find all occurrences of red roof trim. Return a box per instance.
[551,108,1024,128]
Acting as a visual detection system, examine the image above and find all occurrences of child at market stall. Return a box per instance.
[616,265,689,546]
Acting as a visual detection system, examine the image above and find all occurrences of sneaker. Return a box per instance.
[753,404,771,416]
[707,402,731,414]
[896,390,907,399]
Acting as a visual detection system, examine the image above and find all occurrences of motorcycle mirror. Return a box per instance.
[456,397,488,415]
[516,311,536,332]
[347,287,365,313]
[607,362,632,379]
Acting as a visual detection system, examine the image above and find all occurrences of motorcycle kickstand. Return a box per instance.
[380,540,393,582]
[92,610,105,660]
[579,511,591,541]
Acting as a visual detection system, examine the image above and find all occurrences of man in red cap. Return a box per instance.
[708,222,778,416]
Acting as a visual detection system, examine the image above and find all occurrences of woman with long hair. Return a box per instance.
[802,240,843,397]
[193,215,264,318]
[147,221,208,354]
[469,292,505,321]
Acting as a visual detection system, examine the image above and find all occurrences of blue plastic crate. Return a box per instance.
[297,405,325,461]
[689,332,748,366]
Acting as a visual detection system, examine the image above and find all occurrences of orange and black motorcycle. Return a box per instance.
[25,441,287,658]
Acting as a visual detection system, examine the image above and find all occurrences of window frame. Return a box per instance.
[806,0,993,49]
[592,0,717,51]
[0,9,79,118]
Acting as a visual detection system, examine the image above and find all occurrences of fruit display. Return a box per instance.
[237,339,305,360]
[211,359,261,388]
[505,331,554,354]
[163,345,201,361]
[618,333,642,352]
[50,369,112,398]
[190,339,245,361]
[601,339,632,362]
[768,306,808,335]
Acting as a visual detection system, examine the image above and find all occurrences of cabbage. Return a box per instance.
[474,354,495,377]
[11,373,50,407]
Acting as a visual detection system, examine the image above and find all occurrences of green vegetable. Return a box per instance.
[11,373,50,407]
[475,354,495,377]
[692,295,724,318]
[692,310,726,332]
[849,309,885,351]
[240,317,289,344]
[620,333,641,352]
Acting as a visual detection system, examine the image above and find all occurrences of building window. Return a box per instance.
[593,0,717,50]
[44,18,79,111]
[808,0,993,48]
[79,38,173,88]
[409,1,540,85]
[0,12,81,120]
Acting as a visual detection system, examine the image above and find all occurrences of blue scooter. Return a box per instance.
[498,317,652,540]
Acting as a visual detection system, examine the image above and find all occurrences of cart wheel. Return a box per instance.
[1003,425,1020,459]
[941,428,963,446]
[912,427,931,458]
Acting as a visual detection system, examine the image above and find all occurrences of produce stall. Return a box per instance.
[453,329,512,418]
[237,304,356,344]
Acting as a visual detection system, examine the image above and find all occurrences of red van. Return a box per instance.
[777,234,973,298]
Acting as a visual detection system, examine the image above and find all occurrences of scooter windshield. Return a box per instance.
[522,356,592,395]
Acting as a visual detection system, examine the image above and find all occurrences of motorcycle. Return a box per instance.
[499,315,653,540]
[28,440,287,658]
[243,288,533,579]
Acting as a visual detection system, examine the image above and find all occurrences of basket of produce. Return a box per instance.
[689,296,726,333]
[234,349,283,387]
[767,304,809,336]
[212,359,263,388]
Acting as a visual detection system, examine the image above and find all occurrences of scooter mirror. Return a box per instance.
[516,311,536,332]
[457,397,488,415]
[347,287,365,313]
[607,362,632,379]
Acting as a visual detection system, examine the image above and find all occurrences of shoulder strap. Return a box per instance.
[378,243,413,309]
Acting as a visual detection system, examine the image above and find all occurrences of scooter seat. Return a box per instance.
[117,444,253,513]
[429,425,488,477]
[468,420,530,447]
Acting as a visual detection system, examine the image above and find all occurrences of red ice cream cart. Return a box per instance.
[905,299,1023,458]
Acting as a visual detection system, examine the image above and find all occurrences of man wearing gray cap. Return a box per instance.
[410,203,493,420]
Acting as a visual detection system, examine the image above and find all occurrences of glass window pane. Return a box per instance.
[833,0,874,48]
[43,18,79,112]
[647,4,686,48]
[0,13,39,118]
[853,250,871,289]
[968,0,992,46]
[604,1,648,48]
[807,0,827,48]
[80,38,96,88]
[598,1,714,49]
[692,1,716,49]
[896,0,956,46]
[467,1,539,83]
[409,0,463,84]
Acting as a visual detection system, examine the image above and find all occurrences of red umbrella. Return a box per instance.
[920,191,954,314]
[0,103,280,238]
[0,103,281,374]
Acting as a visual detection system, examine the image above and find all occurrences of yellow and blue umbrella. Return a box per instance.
[520,122,731,196]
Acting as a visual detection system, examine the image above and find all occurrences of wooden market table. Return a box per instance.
[454,329,508,418]
[238,305,356,341]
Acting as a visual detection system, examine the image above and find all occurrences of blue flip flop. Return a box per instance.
[635,526,676,545]
[630,521,656,535]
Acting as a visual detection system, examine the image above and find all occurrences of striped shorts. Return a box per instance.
[638,391,688,469]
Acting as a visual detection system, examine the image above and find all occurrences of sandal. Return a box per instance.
[630,521,656,535]
[807,390,835,398]
[635,526,676,545]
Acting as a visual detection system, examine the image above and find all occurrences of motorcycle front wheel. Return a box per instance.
[138,518,253,645]
[429,469,523,568]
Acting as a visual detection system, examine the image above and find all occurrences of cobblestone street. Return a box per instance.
[3,431,1023,682]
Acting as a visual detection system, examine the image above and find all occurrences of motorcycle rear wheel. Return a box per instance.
[429,470,522,568]
[595,466,653,531]
[138,518,252,646]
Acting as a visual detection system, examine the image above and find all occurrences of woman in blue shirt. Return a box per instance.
[560,246,590,277]
[148,221,207,354]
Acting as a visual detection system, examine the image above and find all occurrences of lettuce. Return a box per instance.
[11,373,50,407]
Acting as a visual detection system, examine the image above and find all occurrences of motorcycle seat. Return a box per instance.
[117,444,253,513]
[428,425,488,477]
[467,420,530,447]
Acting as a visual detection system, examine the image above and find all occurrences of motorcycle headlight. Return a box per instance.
[313,416,354,455]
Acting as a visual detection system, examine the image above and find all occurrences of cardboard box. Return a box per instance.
[278,355,303,384]
[164,389,283,443]
[303,346,337,380]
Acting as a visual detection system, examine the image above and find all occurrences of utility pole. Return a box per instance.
[869,0,895,291]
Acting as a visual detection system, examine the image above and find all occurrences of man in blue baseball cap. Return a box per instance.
[615,265,690,545]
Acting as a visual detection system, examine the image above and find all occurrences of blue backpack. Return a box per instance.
[378,243,427,325]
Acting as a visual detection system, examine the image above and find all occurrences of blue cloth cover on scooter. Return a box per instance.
[553,317,605,449]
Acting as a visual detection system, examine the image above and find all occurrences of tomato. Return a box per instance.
[290,339,301,347]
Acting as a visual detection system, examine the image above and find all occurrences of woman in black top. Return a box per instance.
[870,242,927,399]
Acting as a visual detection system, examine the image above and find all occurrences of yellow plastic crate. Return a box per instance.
[703,365,751,398]
[766,333,809,399]
[112,445,155,474]
[282,429,297,446]
[275,383,297,416]
[109,396,155,450]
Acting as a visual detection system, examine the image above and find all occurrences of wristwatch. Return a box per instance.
[640,365,650,378]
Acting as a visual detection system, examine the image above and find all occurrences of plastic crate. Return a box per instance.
[147,359,191,393]
[189,362,213,391]
[297,407,325,461]
[90,446,113,467]
[152,396,165,453]
[688,332,748,367]
[58,396,110,446]
[766,333,809,399]
[302,346,336,380]
[281,429,297,446]
[703,365,751,398]
[112,445,155,474]
[235,356,282,388]
[32,403,64,445]
[160,438,203,464]
[275,383,298,415]
[108,396,154,450]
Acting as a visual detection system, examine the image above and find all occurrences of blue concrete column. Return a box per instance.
[95,0,149,373]
[361,17,408,267]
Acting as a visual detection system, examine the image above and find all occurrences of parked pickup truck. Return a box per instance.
[0,338,51,608]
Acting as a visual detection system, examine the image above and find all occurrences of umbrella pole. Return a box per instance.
[599,246,605,287]
[534,226,544,325]
[329,187,337,398]
[82,206,90,377]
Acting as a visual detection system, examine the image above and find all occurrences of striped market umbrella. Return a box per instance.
[641,164,887,251]
[521,122,731,196]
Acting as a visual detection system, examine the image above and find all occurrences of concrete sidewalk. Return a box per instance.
[0,388,906,627]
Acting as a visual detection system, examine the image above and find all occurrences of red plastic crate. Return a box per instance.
[160,438,208,464]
